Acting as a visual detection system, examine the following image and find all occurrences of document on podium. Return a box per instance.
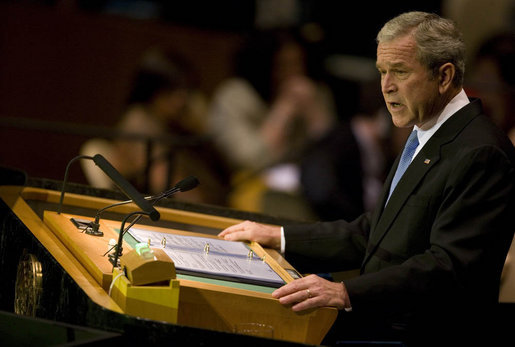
[127,227,286,287]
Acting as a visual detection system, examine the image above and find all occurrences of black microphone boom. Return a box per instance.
[92,154,160,222]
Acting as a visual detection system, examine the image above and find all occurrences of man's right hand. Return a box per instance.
[218,220,282,250]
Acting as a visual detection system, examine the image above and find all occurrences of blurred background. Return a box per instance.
[1,0,514,221]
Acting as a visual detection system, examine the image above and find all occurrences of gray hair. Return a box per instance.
[377,11,465,87]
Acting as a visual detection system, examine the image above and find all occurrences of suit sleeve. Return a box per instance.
[284,212,372,273]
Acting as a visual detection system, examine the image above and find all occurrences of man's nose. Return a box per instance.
[381,74,396,94]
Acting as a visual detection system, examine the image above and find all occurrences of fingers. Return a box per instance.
[272,274,316,298]
[272,275,318,312]
[279,293,317,312]
[221,229,251,242]
[218,221,282,249]
[272,278,303,299]
[217,222,241,239]
[272,275,348,312]
[218,221,250,240]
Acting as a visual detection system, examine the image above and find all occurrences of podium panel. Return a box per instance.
[0,184,337,345]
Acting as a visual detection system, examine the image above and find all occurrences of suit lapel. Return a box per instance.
[369,154,399,232]
[365,148,440,257]
[362,99,483,269]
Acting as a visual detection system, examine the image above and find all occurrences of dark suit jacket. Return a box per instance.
[284,99,515,340]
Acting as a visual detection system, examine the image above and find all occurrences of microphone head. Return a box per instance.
[176,176,199,192]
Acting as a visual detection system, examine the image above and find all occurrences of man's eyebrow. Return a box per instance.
[390,62,407,68]
[376,62,406,69]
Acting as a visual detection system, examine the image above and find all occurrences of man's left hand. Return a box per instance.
[272,274,351,312]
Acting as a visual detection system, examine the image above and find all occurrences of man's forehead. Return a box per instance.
[376,37,418,67]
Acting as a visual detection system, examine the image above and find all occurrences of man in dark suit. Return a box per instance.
[219,11,515,344]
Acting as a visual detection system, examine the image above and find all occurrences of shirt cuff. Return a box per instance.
[340,281,352,312]
[280,226,285,254]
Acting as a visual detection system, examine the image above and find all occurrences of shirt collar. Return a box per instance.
[413,89,470,157]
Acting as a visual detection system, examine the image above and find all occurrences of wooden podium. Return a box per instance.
[0,184,337,345]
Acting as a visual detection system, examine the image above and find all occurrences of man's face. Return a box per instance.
[376,34,443,129]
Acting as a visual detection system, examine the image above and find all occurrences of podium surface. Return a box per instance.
[0,183,337,345]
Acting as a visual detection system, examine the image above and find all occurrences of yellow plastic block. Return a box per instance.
[110,267,180,324]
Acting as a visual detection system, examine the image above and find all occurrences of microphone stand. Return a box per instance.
[110,210,152,269]
[58,155,93,215]
[88,194,155,236]
[108,185,186,268]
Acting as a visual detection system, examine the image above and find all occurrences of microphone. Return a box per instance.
[58,154,160,236]
[92,176,199,237]
[176,175,200,191]
[152,175,199,200]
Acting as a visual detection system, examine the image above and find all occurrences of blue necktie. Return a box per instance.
[387,130,419,201]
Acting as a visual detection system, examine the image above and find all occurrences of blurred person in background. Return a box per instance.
[81,48,230,205]
[466,31,515,144]
[207,28,364,221]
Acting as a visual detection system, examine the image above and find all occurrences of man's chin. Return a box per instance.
[390,113,413,128]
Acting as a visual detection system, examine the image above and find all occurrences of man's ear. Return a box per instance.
[438,63,455,93]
